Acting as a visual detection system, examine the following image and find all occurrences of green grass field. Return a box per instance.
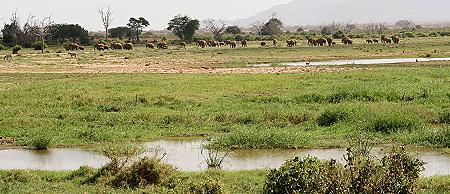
[0,62,449,149]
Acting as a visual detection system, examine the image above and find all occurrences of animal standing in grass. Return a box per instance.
[391,36,400,44]
[341,37,353,45]
[241,40,247,47]
[3,54,12,61]
[326,38,333,46]
[261,42,267,47]
[123,43,133,50]
[146,43,155,49]
[180,42,187,49]
[273,39,278,46]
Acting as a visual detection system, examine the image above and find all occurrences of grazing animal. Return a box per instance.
[366,39,373,44]
[373,39,379,44]
[241,40,248,47]
[146,43,155,49]
[68,52,77,58]
[272,39,278,46]
[94,43,106,51]
[286,39,297,47]
[3,54,12,61]
[78,46,85,51]
[67,43,79,51]
[111,43,123,50]
[180,42,187,49]
[123,43,133,50]
[391,36,400,44]
[224,40,233,47]
[316,38,327,46]
[341,37,353,45]
[230,41,237,48]
[308,38,316,46]
[196,40,207,48]
[157,42,168,49]
[260,42,267,47]
[381,35,392,44]
[218,42,225,47]
[326,38,333,46]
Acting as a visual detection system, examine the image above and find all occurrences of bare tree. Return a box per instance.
[203,18,226,39]
[37,16,53,53]
[395,19,415,31]
[251,20,265,36]
[98,6,114,39]
[374,22,388,35]
[343,21,356,34]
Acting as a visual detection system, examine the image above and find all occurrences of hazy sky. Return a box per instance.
[0,0,291,31]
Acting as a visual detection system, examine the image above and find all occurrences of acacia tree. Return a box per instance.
[109,26,130,41]
[261,18,283,36]
[203,18,226,39]
[167,15,200,42]
[127,17,149,42]
[37,16,53,53]
[98,6,114,39]
[224,25,241,35]
[48,24,90,44]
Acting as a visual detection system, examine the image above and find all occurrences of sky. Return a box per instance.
[0,0,291,31]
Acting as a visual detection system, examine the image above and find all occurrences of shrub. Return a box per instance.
[202,148,229,169]
[263,146,425,194]
[378,147,425,193]
[111,157,176,188]
[28,135,51,150]
[12,45,21,54]
[367,112,420,133]
[0,171,36,183]
[32,41,48,50]
[316,108,348,127]
[264,157,348,194]
[0,43,5,50]
[429,32,440,37]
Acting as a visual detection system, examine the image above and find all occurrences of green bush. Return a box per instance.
[28,135,51,150]
[0,43,5,50]
[0,170,36,183]
[12,45,21,54]
[111,157,176,188]
[263,146,425,194]
[429,32,440,37]
[367,112,420,133]
[32,41,48,50]
[316,108,348,127]
[264,157,348,194]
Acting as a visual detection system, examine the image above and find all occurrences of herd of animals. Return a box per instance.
[3,35,402,60]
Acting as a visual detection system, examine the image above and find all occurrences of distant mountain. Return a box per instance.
[234,0,450,27]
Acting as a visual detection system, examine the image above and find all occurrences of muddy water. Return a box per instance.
[1,139,449,177]
[0,149,108,170]
[252,57,450,67]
